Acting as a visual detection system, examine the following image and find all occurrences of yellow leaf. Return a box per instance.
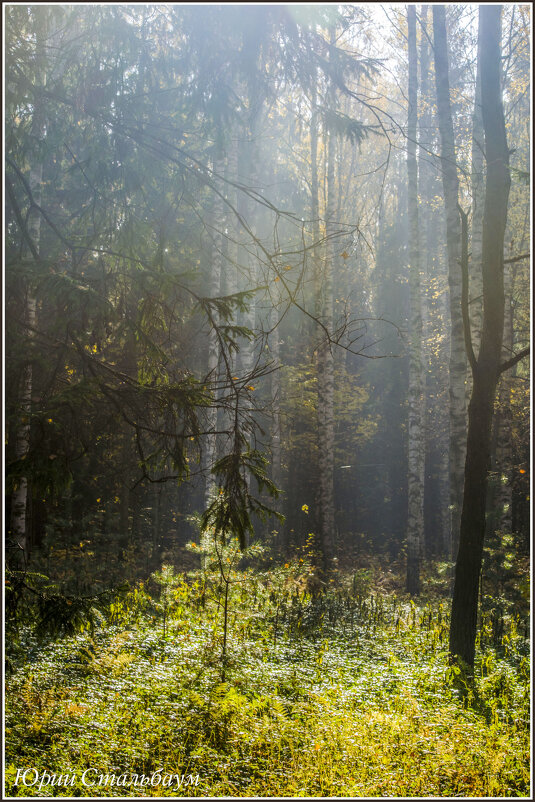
[341,251,349,259]
[274,276,280,282]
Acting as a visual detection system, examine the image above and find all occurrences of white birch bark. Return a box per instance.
[433,5,467,561]
[418,4,432,378]
[310,78,321,323]
[238,119,259,416]
[316,46,336,573]
[419,6,449,559]
[406,5,424,595]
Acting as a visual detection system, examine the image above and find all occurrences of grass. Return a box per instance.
[4,554,531,798]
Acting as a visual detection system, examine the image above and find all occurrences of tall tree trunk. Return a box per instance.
[269,297,282,525]
[224,132,240,302]
[433,5,467,561]
[268,114,282,520]
[419,6,449,559]
[308,74,321,562]
[449,5,512,667]
[219,131,240,460]
[316,34,336,574]
[9,14,48,568]
[310,77,321,327]
[238,111,261,469]
[406,5,424,595]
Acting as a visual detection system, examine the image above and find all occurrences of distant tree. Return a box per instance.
[7,9,49,568]
[405,5,424,596]
[433,5,467,562]
[469,28,485,364]
[316,27,338,576]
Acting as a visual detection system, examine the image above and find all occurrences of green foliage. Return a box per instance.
[3,10,531,798]
[6,569,132,643]
[201,444,283,550]
[322,108,372,145]
[5,571,529,798]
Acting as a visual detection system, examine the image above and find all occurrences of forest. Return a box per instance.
[4,3,531,798]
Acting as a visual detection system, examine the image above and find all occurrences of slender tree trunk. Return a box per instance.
[225,132,240,302]
[419,6,449,559]
[270,298,282,523]
[119,436,131,559]
[219,130,240,460]
[433,5,467,561]
[494,263,514,534]
[118,332,137,559]
[418,3,431,424]
[238,112,261,465]
[9,15,48,567]
[316,35,336,574]
[153,485,162,568]
[449,5,511,667]
[406,5,424,596]
[310,77,321,324]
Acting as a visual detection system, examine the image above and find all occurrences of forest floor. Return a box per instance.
[4,555,531,798]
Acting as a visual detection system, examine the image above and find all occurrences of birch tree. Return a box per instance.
[405,5,424,595]
[316,32,337,575]
[418,5,450,558]
[432,5,466,560]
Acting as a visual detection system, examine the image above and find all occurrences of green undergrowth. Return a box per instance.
[4,554,531,798]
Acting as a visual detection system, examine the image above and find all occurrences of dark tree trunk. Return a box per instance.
[449,5,511,667]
